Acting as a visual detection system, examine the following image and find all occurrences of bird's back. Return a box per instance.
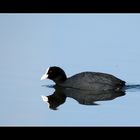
[59,72,125,91]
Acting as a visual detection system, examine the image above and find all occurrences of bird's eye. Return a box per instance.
[49,70,52,73]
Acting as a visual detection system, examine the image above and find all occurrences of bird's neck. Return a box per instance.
[54,75,67,84]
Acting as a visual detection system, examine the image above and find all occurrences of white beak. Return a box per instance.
[40,73,48,80]
[40,67,50,80]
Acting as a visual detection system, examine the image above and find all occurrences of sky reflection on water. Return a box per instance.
[0,14,140,126]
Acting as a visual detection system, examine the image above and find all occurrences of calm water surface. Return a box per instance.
[0,14,140,126]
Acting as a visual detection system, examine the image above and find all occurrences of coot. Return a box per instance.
[41,66,125,91]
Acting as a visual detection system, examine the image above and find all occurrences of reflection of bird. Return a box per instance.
[41,86,125,110]
[41,66,125,91]
[61,87,125,105]
[41,87,66,110]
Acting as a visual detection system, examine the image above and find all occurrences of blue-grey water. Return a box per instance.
[0,14,140,126]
